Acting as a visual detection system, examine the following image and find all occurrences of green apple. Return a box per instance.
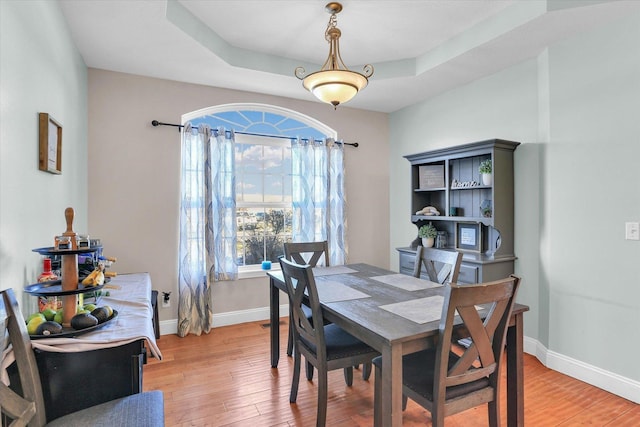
[42,308,57,321]
[53,310,64,324]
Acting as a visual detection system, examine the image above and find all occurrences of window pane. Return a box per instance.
[236,143,262,173]
[265,208,291,262]
[237,207,265,266]
[264,175,285,203]
[241,174,264,203]
[235,207,292,265]
[263,145,284,174]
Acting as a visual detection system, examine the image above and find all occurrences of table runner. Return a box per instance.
[371,273,443,291]
[312,265,358,276]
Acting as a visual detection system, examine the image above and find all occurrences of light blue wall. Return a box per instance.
[389,11,640,387]
[0,0,88,308]
[544,11,640,377]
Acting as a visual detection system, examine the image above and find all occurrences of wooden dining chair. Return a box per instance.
[373,275,521,427]
[279,258,379,427]
[413,246,463,284]
[1,288,164,427]
[283,241,330,359]
[284,240,372,382]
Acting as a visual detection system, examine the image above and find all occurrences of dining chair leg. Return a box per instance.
[317,370,328,427]
[343,367,354,386]
[306,360,314,381]
[362,362,372,380]
[290,349,301,403]
[432,405,445,427]
[287,311,294,357]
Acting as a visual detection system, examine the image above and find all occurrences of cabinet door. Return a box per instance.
[399,251,416,276]
[458,263,479,284]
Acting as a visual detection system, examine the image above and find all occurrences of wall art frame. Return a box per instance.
[39,112,62,174]
[455,222,482,252]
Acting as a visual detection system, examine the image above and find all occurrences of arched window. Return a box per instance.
[182,104,337,271]
[183,103,336,140]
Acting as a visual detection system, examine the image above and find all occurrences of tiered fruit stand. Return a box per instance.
[28,207,116,336]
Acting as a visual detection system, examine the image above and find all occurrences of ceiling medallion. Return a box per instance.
[295,2,374,109]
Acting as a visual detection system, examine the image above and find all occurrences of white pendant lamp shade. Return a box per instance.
[295,2,373,108]
[303,70,368,106]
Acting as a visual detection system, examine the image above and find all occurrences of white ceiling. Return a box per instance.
[59,0,640,113]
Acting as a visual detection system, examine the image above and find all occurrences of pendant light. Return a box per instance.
[295,2,373,109]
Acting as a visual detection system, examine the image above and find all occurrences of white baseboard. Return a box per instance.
[212,304,289,328]
[158,304,289,336]
[159,319,178,336]
[524,337,639,404]
[159,307,639,404]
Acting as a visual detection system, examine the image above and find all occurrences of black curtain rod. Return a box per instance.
[151,120,358,147]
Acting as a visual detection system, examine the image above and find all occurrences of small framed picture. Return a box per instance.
[39,112,62,174]
[456,222,482,252]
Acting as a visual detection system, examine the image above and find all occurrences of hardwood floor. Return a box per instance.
[144,319,639,426]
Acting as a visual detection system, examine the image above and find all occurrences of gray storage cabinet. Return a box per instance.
[398,139,519,284]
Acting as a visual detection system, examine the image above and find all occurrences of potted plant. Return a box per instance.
[418,223,438,248]
[479,159,492,186]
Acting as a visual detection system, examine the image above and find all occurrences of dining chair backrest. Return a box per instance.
[284,241,329,268]
[412,246,463,284]
[433,275,521,417]
[1,288,48,426]
[278,257,327,359]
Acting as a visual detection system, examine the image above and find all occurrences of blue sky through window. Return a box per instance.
[190,110,327,141]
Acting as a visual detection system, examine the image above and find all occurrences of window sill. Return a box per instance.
[237,266,280,280]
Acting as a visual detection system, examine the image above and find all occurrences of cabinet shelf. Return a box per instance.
[450,185,491,191]
[411,215,493,226]
[414,187,446,192]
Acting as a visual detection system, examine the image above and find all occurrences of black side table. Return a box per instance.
[151,290,160,339]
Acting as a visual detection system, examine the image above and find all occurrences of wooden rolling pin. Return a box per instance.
[61,207,79,326]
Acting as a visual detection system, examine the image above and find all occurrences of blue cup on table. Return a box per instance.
[261,261,272,270]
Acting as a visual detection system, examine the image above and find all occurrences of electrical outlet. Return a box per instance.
[625,222,639,240]
[161,291,171,308]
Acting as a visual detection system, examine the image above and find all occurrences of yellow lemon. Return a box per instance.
[27,316,46,335]
[26,312,45,324]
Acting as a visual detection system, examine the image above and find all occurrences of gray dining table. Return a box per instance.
[268,263,528,427]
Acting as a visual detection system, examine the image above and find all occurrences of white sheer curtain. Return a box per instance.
[178,124,237,337]
[291,137,347,265]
